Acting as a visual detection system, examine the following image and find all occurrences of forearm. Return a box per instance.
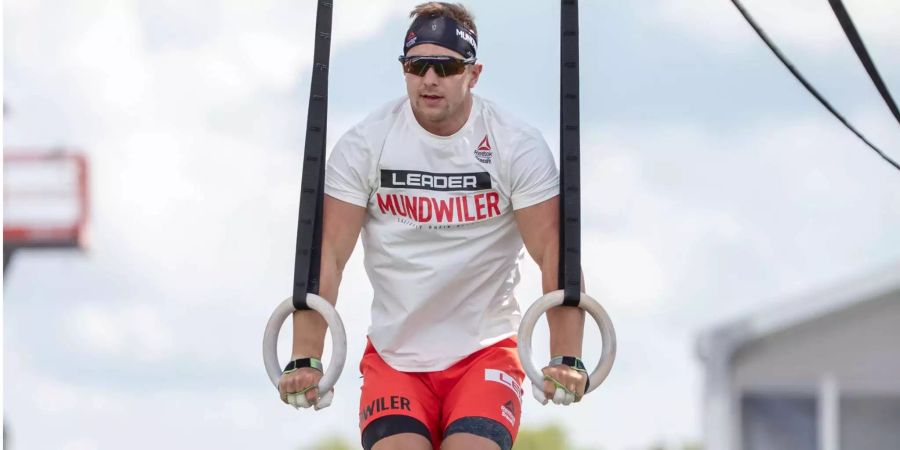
[290,254,342,359]
[541,257,586,358]
[547,303,585,358]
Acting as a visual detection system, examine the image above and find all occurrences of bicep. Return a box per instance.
[514,195,559,266]
[322,195,366,271]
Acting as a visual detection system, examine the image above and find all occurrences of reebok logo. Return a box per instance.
[500,400,516,426]
[474,135,492,163]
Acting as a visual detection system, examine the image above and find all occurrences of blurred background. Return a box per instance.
[4,0,900,449]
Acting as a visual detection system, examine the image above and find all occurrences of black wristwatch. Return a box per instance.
[283,357,324,374]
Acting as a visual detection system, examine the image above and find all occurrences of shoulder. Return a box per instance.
[352,96,409,139]
[332,96,407,158]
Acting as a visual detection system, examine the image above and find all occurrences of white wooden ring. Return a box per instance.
[517,290,616,401]
[262,294,347,397]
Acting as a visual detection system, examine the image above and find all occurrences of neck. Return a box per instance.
[414,95,473,137]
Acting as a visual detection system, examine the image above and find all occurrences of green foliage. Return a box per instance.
[513,424,569,450]
[305,435,355,450]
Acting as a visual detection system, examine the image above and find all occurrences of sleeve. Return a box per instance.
[509,130,560,210]
[324,126,375,207]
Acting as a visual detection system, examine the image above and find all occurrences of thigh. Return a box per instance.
[372,433,432,450]
[441,432,500,450]
[441,338,525,450]
[359,341,441,450]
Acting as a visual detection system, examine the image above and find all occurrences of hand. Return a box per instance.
[278,367,333,410]
[539,364,587,406]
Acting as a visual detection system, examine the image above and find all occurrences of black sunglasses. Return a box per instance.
[398,55,476,77]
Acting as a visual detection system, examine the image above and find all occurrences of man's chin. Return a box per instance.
[414,106,447,123]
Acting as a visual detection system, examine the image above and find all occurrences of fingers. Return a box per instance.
[287,391,311,408]
[278,368,326,410]
[542,375,576,405]
[294,384,321,408]
[556,388,575,405]
[314,390,334,410]
[538,366,587,406]
[542,378,557,401]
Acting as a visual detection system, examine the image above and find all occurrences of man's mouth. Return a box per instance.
[421,94,443,106]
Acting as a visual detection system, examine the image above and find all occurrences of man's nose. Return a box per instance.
[422,65,441,84]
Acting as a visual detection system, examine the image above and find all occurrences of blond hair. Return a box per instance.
[410,2,477,35]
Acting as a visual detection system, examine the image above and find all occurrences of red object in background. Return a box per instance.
[3,150,89,268]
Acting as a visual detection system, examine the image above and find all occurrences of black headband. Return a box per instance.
[403,15,477,59]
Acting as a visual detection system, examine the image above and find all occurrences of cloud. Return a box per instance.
[583,236,668,313]
[68,303,175,362]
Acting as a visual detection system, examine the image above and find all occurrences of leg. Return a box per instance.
[359,341,441,450]
[366,416,433,450]
[440,338,524,450]
[372,432,432,450]
[441,419,504,450]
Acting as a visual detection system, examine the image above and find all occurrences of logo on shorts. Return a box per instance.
[500,400,516,426]
[484,369,523,398]
[359,395,412,422]
[474,135,492,164]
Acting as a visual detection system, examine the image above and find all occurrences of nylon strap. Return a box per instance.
[559,0,581,307]
[827,0,900,127]
[292,1,333,310]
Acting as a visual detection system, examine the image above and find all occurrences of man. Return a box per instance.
[279,3,588,450]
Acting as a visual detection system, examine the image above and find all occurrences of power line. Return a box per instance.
[729,0,900,172]
[828,0,900,127]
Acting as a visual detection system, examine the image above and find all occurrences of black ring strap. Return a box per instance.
[827,0,900,127]
[559,0,582,307]
[292,1,334,310]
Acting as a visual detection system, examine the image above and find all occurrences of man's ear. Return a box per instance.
[469,64,483,88]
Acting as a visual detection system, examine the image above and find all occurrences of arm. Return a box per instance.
[280,195,365,406]
[515,196,587,399]
[291,195,366,359]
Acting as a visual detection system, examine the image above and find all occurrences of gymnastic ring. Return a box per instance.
[517,290,616,403]
[263,294,347,396]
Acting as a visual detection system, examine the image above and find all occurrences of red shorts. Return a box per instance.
[358,337,525,450]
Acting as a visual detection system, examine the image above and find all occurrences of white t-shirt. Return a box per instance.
[325,95,559,371]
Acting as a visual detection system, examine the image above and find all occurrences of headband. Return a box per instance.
[403,15,477,59]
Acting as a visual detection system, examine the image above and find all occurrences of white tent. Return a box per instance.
[697,264,900,450]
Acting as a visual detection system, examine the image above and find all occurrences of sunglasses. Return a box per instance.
[398,55,476,77]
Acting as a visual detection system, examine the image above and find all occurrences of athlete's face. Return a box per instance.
[403,44,483,135]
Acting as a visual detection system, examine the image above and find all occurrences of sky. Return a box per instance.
[3,0,900,449]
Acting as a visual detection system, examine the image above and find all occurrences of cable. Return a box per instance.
[828,0,900,127]
[729,0,900,172]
